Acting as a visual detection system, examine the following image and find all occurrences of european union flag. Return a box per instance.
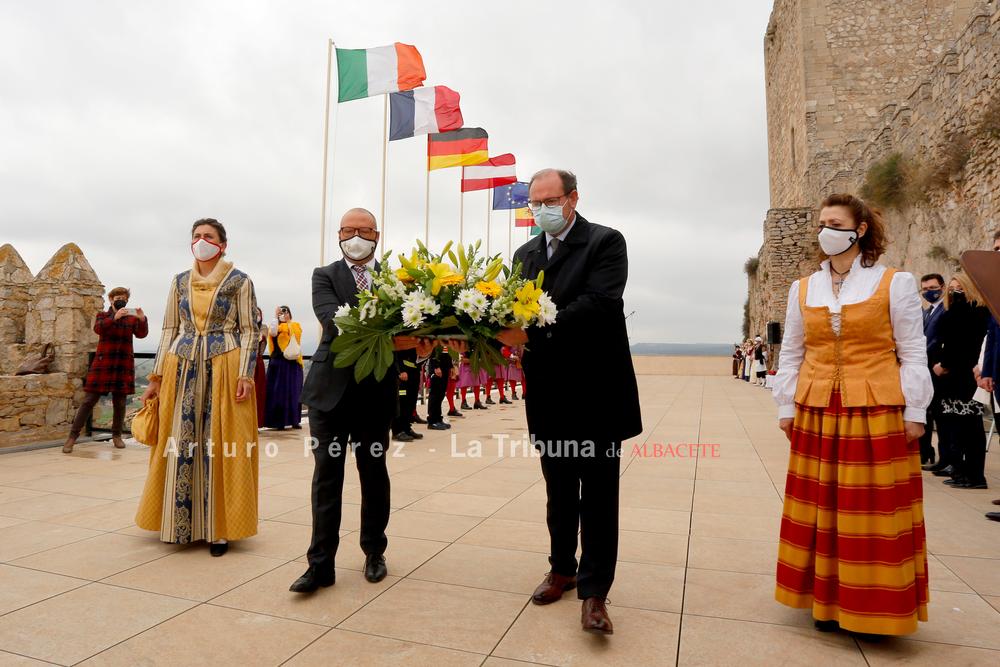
[492,181,529,210]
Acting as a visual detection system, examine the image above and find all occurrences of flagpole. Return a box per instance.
[459,189,464,246]
[507,208,512,261]
[320,38,335,267]
[486,189,491,256]
[379,93,389,255]
[424,166,430,246]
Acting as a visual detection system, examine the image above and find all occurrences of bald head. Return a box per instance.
[341,208,377,229]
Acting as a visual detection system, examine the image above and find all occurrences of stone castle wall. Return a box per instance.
[750,0,1000,344]
[0,243,105,448]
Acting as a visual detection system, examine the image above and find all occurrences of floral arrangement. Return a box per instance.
[331,239,556,381]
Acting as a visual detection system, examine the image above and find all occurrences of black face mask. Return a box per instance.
[113,299,128,310]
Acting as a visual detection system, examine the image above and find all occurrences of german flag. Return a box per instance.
[428,127,488,171]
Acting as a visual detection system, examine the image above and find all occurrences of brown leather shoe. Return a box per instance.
[112,436,126,449]
[992,499,1000,506]
[582,597,613,635]
[531,572,576,605]
[62,435,76,454]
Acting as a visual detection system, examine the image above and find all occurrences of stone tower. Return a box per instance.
[764,0,978,209]
[0,244,33,374]
[749,0,997,341]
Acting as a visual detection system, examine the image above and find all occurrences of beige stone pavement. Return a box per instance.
[1,357,1000,666]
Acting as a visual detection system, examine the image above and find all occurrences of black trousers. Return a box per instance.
[391,373,419,435]
[427,372,447,423]
[938,412,987,484]
[70,392,127,437]
[918,406,937,463]
[538,438,621,600]
[306,399,391,575]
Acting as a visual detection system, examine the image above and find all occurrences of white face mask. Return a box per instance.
[340,235,377,261]
[817,226,859,256]
[191,238,222,261]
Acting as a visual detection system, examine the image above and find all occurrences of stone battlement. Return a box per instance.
[0,243,105,448]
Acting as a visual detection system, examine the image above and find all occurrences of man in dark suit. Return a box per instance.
[425,347,454,430]
[918,273,946,469]
[290,208,431,593]
[499,169,642,635]
[976,232,1000,519]
[391,348,423,442]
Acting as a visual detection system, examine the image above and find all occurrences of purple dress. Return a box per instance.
[457,359,488,388]
[264,336,303,428]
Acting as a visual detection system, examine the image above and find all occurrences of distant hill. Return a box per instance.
[630,343,732,357]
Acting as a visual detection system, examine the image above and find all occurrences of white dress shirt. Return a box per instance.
[545,213,577,259]
[771,255,933,422]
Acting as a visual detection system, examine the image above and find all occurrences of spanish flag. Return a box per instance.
[514,207,535,227]
[427,128,489,171]
[337,43,426,103]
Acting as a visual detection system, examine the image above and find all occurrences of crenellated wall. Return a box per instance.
[751,0,1000,346]
[0,243,105,448]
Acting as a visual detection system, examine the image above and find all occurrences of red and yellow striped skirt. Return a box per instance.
[775,390,929,635]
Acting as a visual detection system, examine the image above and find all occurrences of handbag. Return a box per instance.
[130,398,159,446]
[282,333,301,360]
[16,343,55,376]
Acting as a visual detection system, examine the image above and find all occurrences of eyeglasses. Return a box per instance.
[526,194,570,213]
[339,226,378,241]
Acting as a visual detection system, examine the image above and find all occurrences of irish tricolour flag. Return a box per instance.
[336,43,426,103]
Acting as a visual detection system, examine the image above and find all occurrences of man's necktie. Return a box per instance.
[352,264,369,291]
[549,237,560,258]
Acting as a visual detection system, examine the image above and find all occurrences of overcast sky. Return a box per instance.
[1,0,773,352]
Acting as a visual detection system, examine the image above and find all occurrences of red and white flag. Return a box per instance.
[461,154,516,192]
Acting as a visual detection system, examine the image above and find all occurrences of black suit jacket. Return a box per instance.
[512,214,642,442]
[301,258,397,417]
[932,301,988,401]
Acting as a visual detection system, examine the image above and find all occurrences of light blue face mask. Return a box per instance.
[533,203,568,234]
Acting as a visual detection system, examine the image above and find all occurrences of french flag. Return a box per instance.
[389,86,464,141]
[461,154,517,192]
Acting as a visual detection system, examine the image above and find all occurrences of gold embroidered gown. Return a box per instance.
[136,260,261,543]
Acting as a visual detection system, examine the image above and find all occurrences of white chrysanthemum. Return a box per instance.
[455,288,485,321]
[402,304,424,328]
[471,291,488,310]
[488,298,513,325]
[417,292,440,315]
[537,294,557,326]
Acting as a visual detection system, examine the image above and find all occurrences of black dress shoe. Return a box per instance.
[393,431,416,442]
[447,409,463,418]
[944,477,968,487]
[511,392,519,400]
[364,554,387,583]
[921,462,941,472]
[461,401,472,410]
[209,542,229,557]
[925,461,948,473]
[986,512,1000,522]
[960,480,989,490]
[428,422,450,430]
[814,619,839,632]
[412,414,427,425]
[405,429,424,440]
[289,567,335,593]
[932,465,955,477]
[485,397,496,405]
[499,398,512,405]
[474,401,487,410]
[292,424,302,430]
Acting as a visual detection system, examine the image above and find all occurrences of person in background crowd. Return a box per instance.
[136,218,260,557]
[426,346,453,430]
[931,273,989,489]
[506,345,525,399]
[919,273,946,468]
[979,231,1000,520]
[391,348,424,441]
[253,307,267,429]
[772,193,931,635]
[743,340,754,382]
[754,335,767,385]
[265,305,304,430]
[63,287,148,453]
[485,348,512,405]
[732,343,742,378]
[446,363,462,417]
[458,352,488,410]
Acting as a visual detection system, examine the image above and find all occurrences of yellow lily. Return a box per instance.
[395,267,415,283]
[475,280,502,298]
[512,282,542,322]
[428,262,464,295]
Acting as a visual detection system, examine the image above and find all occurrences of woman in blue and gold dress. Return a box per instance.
[137,218,260,557]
